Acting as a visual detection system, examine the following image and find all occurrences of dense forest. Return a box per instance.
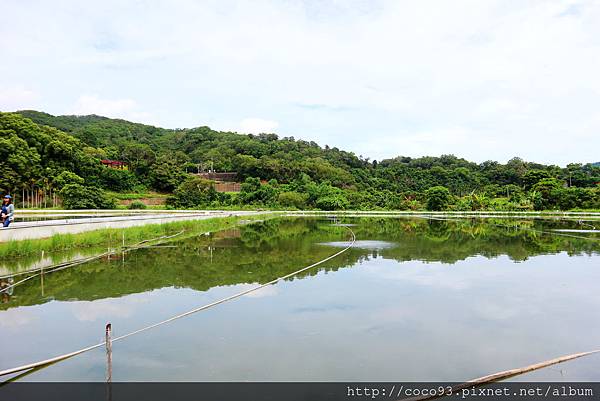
[0,110,598,210]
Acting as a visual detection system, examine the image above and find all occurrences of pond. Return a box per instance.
[1,216,600,382]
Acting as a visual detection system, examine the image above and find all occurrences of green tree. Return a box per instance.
[167,177,217,208]
[59,184,116,209]
[53,171,84,190]
[121,143,156,176]
[239,177,278,205]
[278,191,309,209]
[531,178,563,210]
[149,153,188,192]
[522,169,553,189]
[425,186,452,211]
[99,168,139,192]
[315,194,349,210]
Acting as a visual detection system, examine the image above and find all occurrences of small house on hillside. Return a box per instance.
[101,159,129,170]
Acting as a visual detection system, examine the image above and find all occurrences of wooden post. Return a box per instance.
[40,250,45,297]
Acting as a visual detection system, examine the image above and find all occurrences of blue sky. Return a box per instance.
[1,0,599,165]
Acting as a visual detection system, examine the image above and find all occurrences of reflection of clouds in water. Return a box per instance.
[370,306,416,323]
[360,306,418,334]
[472,300,521,321]
[0,308,36,328]
[70,297,148,322]
[319,240,398,250]
[472,295,541,321]
[238,283,279,298]
[293,304,355,314]
[369,263,470,291]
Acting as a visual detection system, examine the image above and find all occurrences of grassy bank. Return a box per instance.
[0,214,270,259]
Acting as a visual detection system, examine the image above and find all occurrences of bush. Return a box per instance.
[128,200,147,210]
[531,178,563,210]
[346,189,402,210]
[554,187,598,210]
[315,194,349,210]
[278,191,308,209]
[167,176,217,208]
[425,186,451,211]
[99,168,139,192]
[217,192,234,206]
[239,177,278,205]
[53,171,84,190]
[149,154,189,192]
[462,192,489,210]
[59,184,116,209]
[399,198,423,210]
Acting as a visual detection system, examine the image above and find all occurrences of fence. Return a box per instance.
[214,182,241,193]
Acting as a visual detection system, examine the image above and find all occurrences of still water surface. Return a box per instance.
[1,217,599,381]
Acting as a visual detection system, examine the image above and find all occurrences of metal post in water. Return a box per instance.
[105,323,112,383]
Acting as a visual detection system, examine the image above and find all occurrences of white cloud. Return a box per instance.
[70,95,154,124]
[238,118,279,134]
[1,0,600,164]
[0,86,41,111]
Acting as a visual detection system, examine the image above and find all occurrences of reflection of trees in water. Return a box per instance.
[2,217,598,310]
[350,217,600,264]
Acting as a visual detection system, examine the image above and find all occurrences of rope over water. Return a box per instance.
[0,225,356,378]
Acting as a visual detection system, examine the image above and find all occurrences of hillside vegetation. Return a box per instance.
[1,110,598,211]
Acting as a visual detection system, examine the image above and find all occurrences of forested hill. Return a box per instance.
[17,109,362,187]
[3,110,600,211]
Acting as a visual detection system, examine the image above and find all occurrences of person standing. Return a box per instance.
[1,195,14,227]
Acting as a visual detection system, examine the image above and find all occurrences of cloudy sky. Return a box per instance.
[1,0,599,165]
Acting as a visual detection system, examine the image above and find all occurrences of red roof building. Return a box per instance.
[101,160,129,170]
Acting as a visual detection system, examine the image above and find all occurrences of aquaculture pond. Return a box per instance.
[1,216,600,382]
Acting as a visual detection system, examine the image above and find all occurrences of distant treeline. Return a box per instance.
[0,110,598,211]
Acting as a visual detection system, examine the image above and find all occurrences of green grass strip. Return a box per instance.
[0,214,270,260]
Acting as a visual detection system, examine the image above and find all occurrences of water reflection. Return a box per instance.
[1,217,599,309]
[0,217,599,381]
